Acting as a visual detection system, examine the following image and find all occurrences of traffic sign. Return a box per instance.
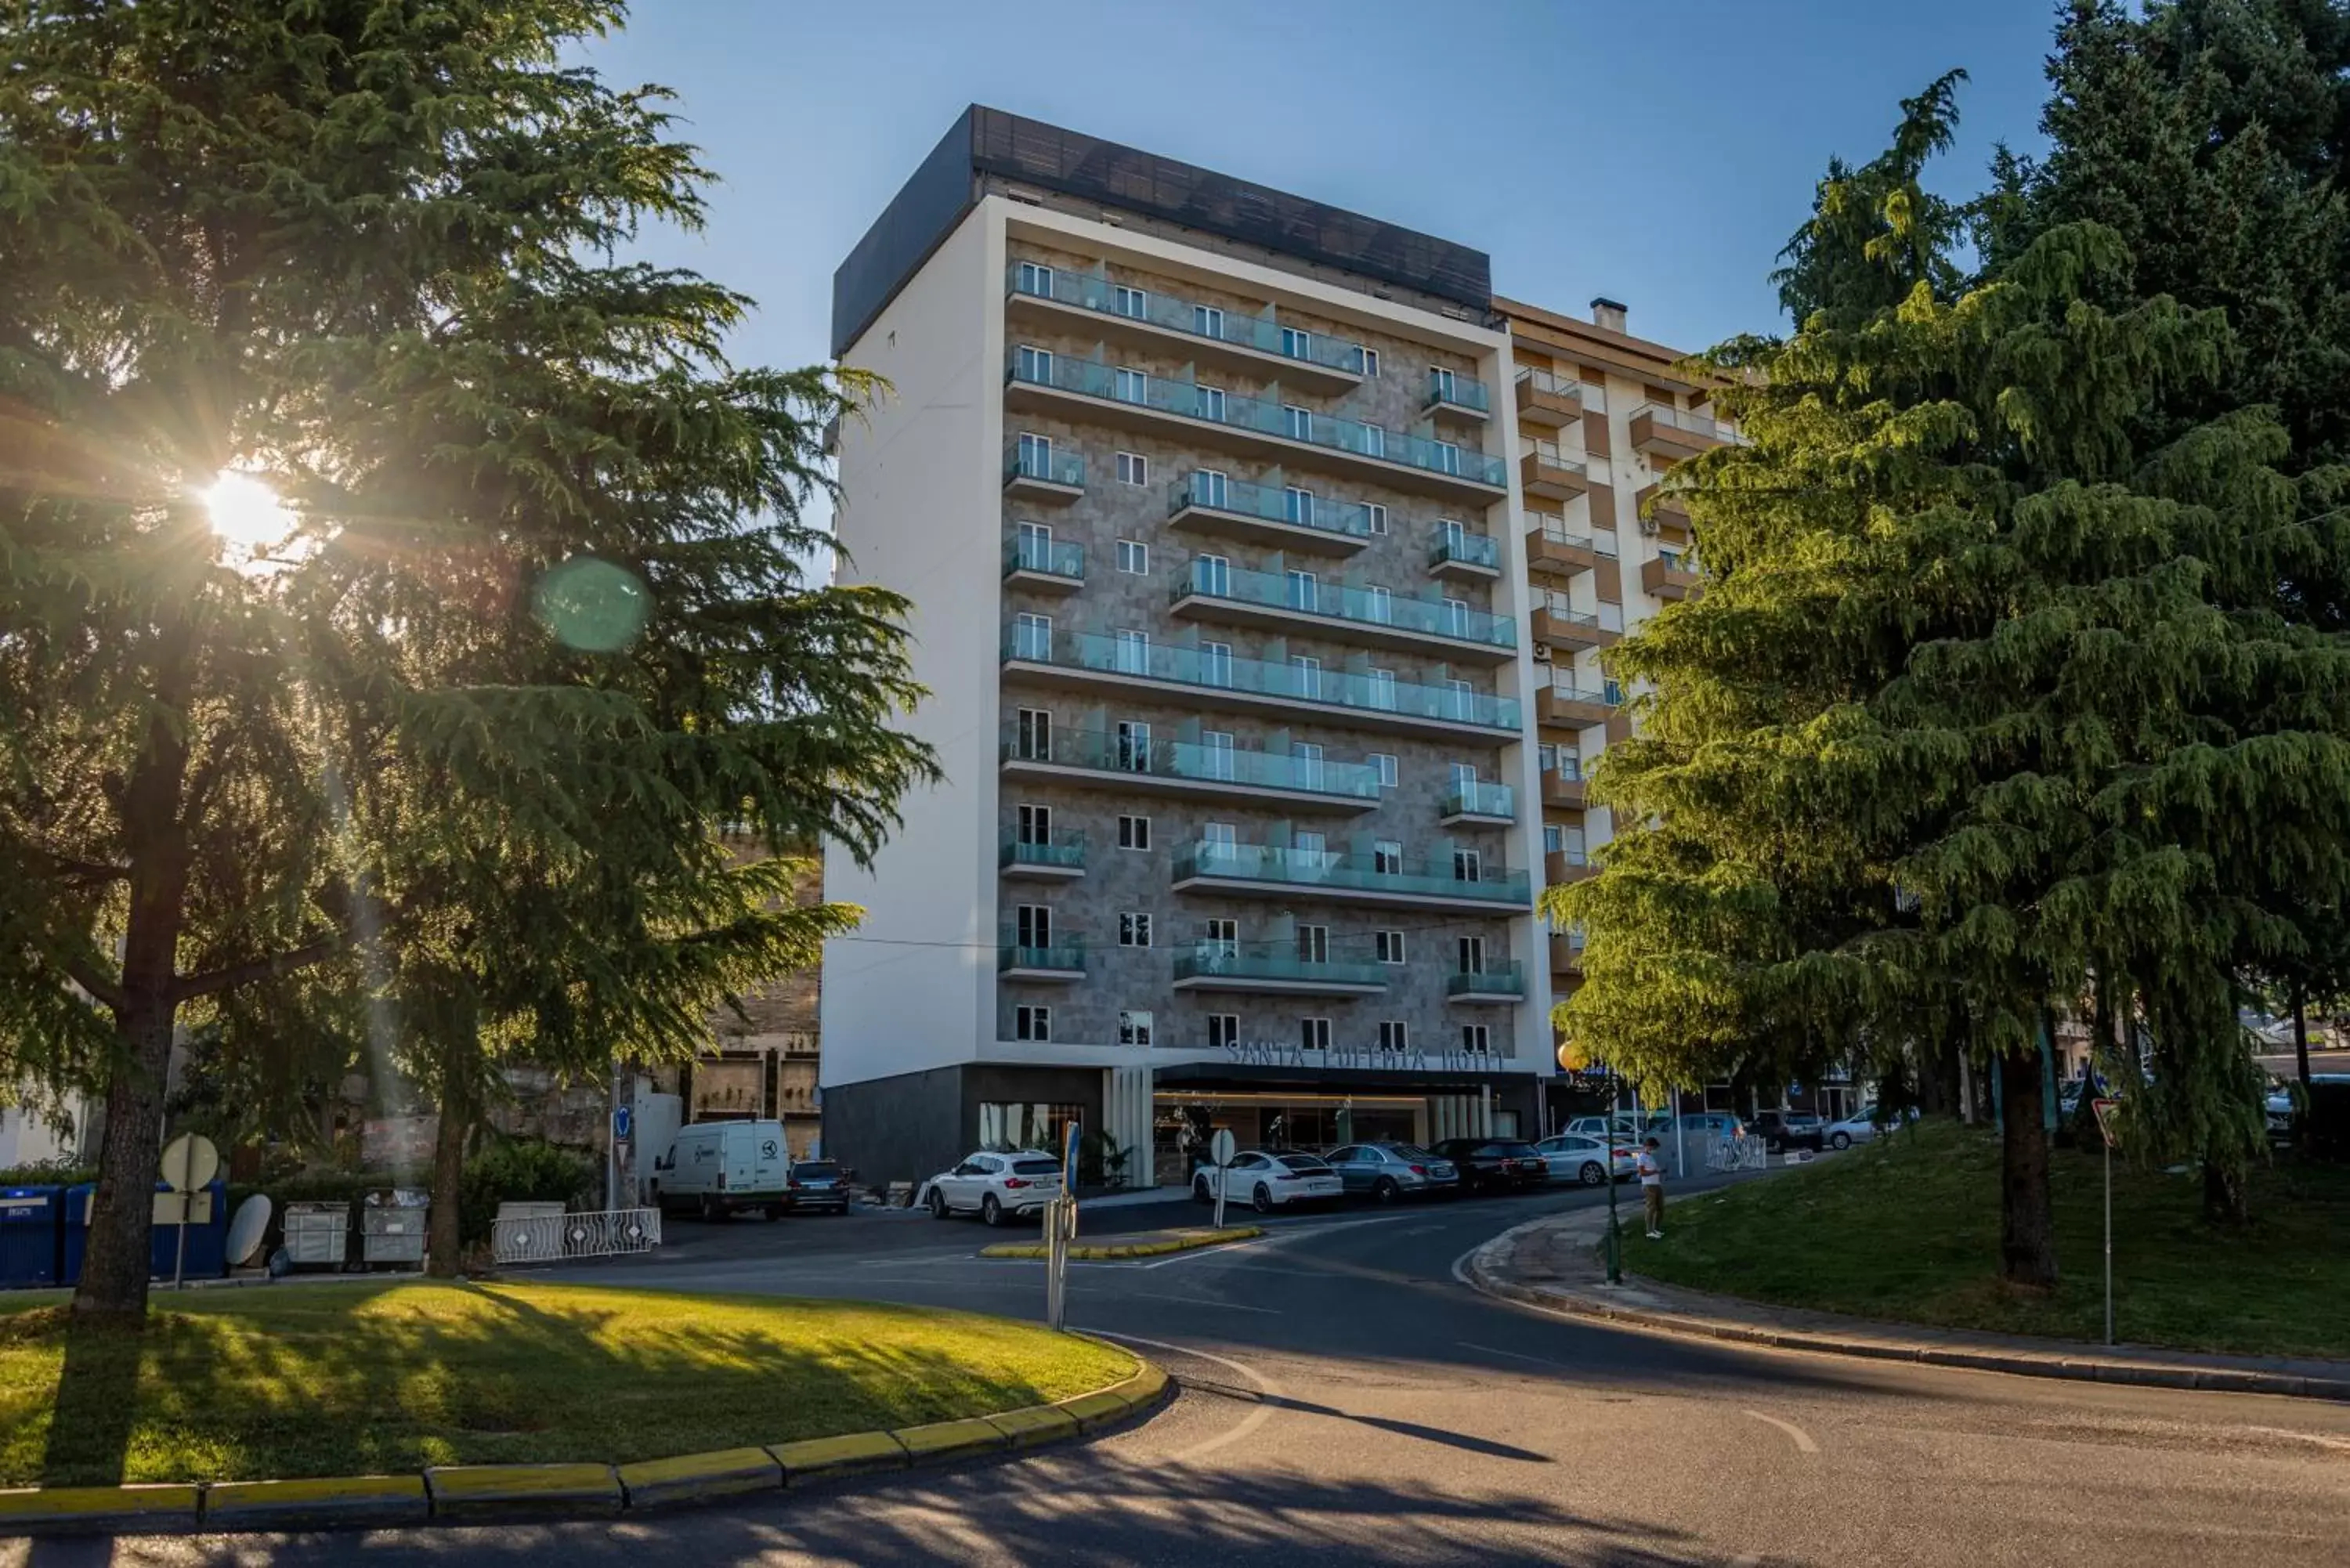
[1209,1129,1236,1167]
[2092,1097,2121,1149]
[613,1104,632,1141]
[160,1133,219,1192]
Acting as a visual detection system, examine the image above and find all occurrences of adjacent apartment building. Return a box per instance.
[819,108,1735,1188]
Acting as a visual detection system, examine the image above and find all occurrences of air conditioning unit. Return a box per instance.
[1531,644,1553,663]
[1637,516,1661,537]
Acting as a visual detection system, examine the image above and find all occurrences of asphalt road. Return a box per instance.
[12,1178,2349,1567]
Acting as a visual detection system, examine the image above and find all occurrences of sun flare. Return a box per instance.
[201,470,295,556]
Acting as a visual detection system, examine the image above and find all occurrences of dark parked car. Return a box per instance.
[784,1160,850,1214]
[1750,1111,1825,1153]
[1430,1138,1549,1194]
[1321,1143,1460,1202]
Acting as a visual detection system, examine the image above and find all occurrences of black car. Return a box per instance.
[1429,1138,1549,1194]
[1750,1111,1826,1153]
[783,1160,850,1214]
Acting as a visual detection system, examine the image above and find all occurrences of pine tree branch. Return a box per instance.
[170,935,343,1005]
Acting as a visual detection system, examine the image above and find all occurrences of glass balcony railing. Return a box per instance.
[1000,720,1384,802]
[1442,779,1517,819]
[1008,356,1508,487]
[1174,946,1390,989]
[1427,369,1491,414]
[1006,445,1084,489]
[1430,526,1502,573]
[1000,829,1086,873]
[1003,624,1520,734]
[1173,841,1529,905]
[1175,558,1515,651]
[1528,517,1619,558]
[1004,534,1083,580]
[1633,403,1744,444]
[1447,962,1526,999]
[1168,471,1374,543]
[999,940,1085,974]
[1007,266,1368,377]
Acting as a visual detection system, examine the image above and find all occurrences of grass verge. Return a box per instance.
[1633,1121,2350,1361]
[0,1282,1136,1487]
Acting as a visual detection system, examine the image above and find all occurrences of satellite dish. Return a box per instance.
[160,1132,221,1192]
[226,1194,272,1267]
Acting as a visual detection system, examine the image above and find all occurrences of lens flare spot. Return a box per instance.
[534,557,650,652]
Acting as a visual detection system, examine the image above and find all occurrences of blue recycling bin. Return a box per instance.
[0,1186,63,1289]
[61,1180,229,1284]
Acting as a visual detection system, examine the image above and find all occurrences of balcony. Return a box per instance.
[1549,930,1586,977]
[1003,534,1084,594]
[1006,264,1365,393]
[1520,441,1589,502]
[1542,766,1587,810]
[1546,847,1596,887]
[1002,624,1521,742]
[1000,940,1086,982]
[1538,679,1619,729]
[1172,842,1530,913]
[1441,779,1517,826]
[1427,525,1501,580]
[1643,550,1701,602]
[1635,479,1694,539]
[1513,367,1584,430]
[1000,721,1383,813]
[1166,471,1372,555]
[1424,368,1491,427]
[1001,829,1086,880]
[1524,518,1615,581]
[1173,945,1389,997]
[1531,594,1622,652]
[1004,354,1509,502]
[1170,559,1516,663]
[1631,403,1739,464]
[1004,445,1084,504]
[1447,962,1525,1004]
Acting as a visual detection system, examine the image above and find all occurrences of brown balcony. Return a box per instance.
[1546,849,1596,887]
[1549,931,1586,977]
[1520,442,1589,502]
[1542,770,1588,810]
[1531,597,1622,653]
[1524,518,1609,580]
[1538,681,1617,728]
[1631,403,1736,463]
[1513,369,1583,430]
[1635,480,1694,540]
[1643,552,1701,602]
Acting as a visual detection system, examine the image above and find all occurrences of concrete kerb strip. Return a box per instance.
[0,1352,1176,1537]
[978,1225,1263,1261]
[1461,1210,2350,1404]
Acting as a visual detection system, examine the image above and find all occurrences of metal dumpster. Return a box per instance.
[60,1181,229,1284]
[360,1189,428,1268]
[0,1186,63,1289]
[281,1201,352,1270]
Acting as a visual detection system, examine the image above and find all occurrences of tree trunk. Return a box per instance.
[2294,988,2313,1154]
[2202,1158,2250,1227]
[427,1075,469,1278]
[1997,1048,2058,1288]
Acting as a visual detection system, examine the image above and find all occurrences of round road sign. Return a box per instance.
[160,1132,220,1193]
[1209,1129,1237,1167]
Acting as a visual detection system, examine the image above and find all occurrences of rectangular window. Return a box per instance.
[1372,840,1402,875]
[1301,1017,1332,1052]
[1014,519,1052,571]
[1367,667,1397,710]
[1443,597,1470,638]
[1370,752,1398,789]
[1014,904,1051,948]
[1013,611,1052,662]
[1430,367,1458,405]
[1207,1013,1240,1050]
[1432,439,1461,475]
[1014,1005,1051,1042]
[1297,924,1330,964]
[1016,262,1054,297]
[1290,655,1321,701]
[1119,1009,1153,1047]
[1439,518,1467,554]
[1201,729,1235,779]
[1454,849,1484,885]
[1112,284,1148,319]
[1378,1020,1409,1052]
[1196,385,1227,422]
[1537,742,1556,775]
[1283,403,1311,441]
[1014,344,1054,384]
[1117,539,1149,575]
[1448,677,1475,720]
[1018,804,1051,844]
[1282,486,1315,526]
[1114,627,1150,675]
[1376,930,1407,964]
[1361,425,1386,459]
[1361,347,1380,378]
[1194,468,1227,509]
[1201,639,1233,687]
[1284,569,1318,612]
[1604,677,1625,705]
[1199,918,1238,959]
[1364,585,1392,625]
[1114,365,1148,404]
[1195,303,1226,339]
[1461,1024,1491,1054]
[1292,741,1324,790]
[1456,934,1487,974]
[1016,707,1051,761]
[1116,450,1148,486]
[1292,829,1326,859]
[1365,501,1388,536]
[1202,821,1237,851]
[1279,327,1313,362]
[1452,761,1478,789]
[1542,823,1564,855]
[1116,719,1152,771]
[1119,912,1153,948]
[1118,815,1151,851]
[1194,552,1231,597]
[1017,431,1054,475]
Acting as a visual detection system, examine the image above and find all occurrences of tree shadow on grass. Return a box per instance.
[29,1310,143,1488]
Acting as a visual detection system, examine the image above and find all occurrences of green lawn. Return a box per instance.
[0,1282,1136,1487]
[1634,1121,2350,1361]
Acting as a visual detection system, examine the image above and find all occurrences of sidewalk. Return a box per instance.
[1466,1205,2350,1402]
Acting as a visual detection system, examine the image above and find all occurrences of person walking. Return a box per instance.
[1638,1136,1665,1239]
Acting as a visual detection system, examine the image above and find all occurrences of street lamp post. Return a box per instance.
[1603,1079,1623,1284]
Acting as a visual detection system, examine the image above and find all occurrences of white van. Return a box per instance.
[654,1119,790,1219]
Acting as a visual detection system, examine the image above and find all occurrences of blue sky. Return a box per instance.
[581,0,2064,374]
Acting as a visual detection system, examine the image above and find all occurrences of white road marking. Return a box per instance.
[1126,1292,1282,1315]
[1741,1409,1820,1454]
[1083,1329,1284,1465]
[1456,1339,1578,1372]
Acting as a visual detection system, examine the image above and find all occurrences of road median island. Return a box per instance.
[0,1280,1165,1535]
[1463,1124,2350,1402]
[978,1224,1261,1260]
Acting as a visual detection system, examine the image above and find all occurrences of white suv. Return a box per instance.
[926,1150,1063,1226]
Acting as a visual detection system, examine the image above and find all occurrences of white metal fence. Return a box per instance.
[492,1206,662,1265]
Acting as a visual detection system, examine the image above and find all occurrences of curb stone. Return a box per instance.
[424,1462,624,1520]
[203,1475,428,1531]
[1463,1213,2350,1404]
[889,1418,1005,1464]
[0,1483,202,1537]
[768,1429,907,1484]
[616,1447,783,1510]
